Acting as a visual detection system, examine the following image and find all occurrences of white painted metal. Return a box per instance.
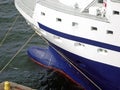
[15,0,120,68]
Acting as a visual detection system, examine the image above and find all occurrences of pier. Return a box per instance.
[0,81,36,90]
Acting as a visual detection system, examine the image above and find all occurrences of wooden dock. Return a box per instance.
[0,81,36,90]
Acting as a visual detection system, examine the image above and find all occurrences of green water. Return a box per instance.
[0,1,82,90]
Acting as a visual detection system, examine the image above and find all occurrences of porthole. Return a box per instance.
[91,26,98,31]
[56,18,62,22]
[41,12,45,16]
[107,30,113,34]
[74,42,85,47]
[97,48,108,54]
[113,10,119,15]
[72,22,78,27]
[98,0,103,3]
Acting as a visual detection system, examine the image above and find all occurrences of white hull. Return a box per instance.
[15,0,120,89]
[15,0,120,68]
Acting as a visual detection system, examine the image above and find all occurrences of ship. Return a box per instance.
[15,0,120,90]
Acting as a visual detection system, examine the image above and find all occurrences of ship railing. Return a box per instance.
[111,0,120,3]
[84,0,96,11]
[15,0,34,17]
[37,0,109,23]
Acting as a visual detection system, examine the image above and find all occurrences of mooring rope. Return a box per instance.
[38,33,102,90]
[0,32,36,73]
[0,15,20,47]
[52,47,102,90]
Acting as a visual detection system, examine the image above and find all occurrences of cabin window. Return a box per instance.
[41,12,45,16]
[113,10,119,15]
[56,18,62,22]
[97,48,108,54]
[107,30,113,34]
[72,22,78,27]
[98,0,103,3]
[91,26,98,31]
[74,42,85,47]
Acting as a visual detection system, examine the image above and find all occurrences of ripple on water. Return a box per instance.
[0,0,83,90]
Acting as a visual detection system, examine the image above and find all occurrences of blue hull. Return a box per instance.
[27,46,101,90]
[50,43,120,90]
[35,23,120,90]
[27,45,120,90]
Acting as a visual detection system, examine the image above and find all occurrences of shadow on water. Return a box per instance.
[0,0,83,90]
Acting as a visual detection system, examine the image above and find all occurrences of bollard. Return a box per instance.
[4,81,10,90]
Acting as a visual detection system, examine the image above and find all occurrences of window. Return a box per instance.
[113,10,119,15]
[41,12,45,16]
[74,42,85,47]
[98,0,103,3]
[91,26,98,31]
[107,30,113,34]
[72,22,78,27]
[56,18,62,22]
[97,48,108,54]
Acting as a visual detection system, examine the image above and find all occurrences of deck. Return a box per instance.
[15,0,36,17]
[37,0,109,22]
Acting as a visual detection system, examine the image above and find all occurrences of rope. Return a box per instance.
[52,47,102,90]
[0,15,20,47]
[0,32,36,73]
[39,34,102,90]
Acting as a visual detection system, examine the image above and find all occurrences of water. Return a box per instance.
[0,0,82,90]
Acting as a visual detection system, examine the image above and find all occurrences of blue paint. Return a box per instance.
[50,43,120,90]
[27,46,100,90]
[36,22,120,89]
[27,45,120,90]
[38,23,120,52]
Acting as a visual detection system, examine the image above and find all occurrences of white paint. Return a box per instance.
[15,0,120,68]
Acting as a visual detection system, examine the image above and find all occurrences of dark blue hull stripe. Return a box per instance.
[38,23,120,52]
[50,42,120,90]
